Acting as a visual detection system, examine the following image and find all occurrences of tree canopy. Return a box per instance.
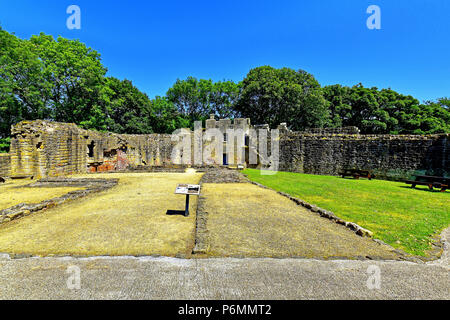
[0,28,448,149]
[166,76,240,125]
[0,29,185,138]
[235,66,330,131]
[323,84,450,134]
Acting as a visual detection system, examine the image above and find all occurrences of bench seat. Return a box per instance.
[405,180,448,192]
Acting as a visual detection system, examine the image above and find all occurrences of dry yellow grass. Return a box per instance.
[203,183,401,259]
[0,180,82,210]
[0,172,202,256]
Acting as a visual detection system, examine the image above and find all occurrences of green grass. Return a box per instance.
[243,169,450,256]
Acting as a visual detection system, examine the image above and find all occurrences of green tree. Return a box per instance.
[0,137,10,153]
[345,84,393,134]
[437,97,450,110]
[376,89,420,134]
[322,84,351,128]
[209,80,241,119]
[166,77,210,123]
[417,100,450,134]
[29,33,107,130]
[149,96,190,133]
[323,84,418,134]
[235,66,329,130]
[166,77,241,125]
[100,77,154,134]
[0,28,52,137]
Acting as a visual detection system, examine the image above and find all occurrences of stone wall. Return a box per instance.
[9,120,175,178]
[0,153,10,177]
[5,119,450,180]
[279,132,450,180]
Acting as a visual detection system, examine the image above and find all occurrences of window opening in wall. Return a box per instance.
[88,141,95,158]
[103,149,117,159]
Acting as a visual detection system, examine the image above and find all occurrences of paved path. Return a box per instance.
[0,253,448,300]
[0,229,448,300]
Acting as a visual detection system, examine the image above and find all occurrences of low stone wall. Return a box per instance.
[0,177,118,225]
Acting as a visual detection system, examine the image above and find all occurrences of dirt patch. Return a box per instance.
[200,168,248,183]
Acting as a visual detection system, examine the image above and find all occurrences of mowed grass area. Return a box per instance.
[0,180,82,210]
[0,172,202,257]
[243,169,450,256]
[203,183,399,259]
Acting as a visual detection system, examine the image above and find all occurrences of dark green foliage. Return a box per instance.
[0,137,10,153]
[0,29,184,136]
[149,96,190,134]
[166,76,240,127]
[100,77,154,134]
[0,29,51,138]
[235,66,330,131]
[323,84,450,134]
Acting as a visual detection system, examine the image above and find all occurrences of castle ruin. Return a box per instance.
[0,116,448,180]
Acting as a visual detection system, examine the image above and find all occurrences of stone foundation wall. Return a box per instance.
[279,133,450,180]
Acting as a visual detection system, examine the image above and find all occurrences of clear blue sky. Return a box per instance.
[1,0,449,102]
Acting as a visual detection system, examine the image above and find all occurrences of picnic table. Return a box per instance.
[405,175,449,192]
[339,169,375,180]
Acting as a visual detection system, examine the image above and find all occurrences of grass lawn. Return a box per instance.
[0,180,82,210]
[202,183,399,259]
[0,172,202,257]
[243,169,449,256]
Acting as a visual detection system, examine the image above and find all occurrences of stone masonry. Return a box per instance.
[0,118,448,180]
[7,120,175,178]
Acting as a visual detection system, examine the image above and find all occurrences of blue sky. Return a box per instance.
[0,0,449,102]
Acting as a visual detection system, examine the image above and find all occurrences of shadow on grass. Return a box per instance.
[398,186,449,193]
[166,210,188,216]
[337,177,374,181]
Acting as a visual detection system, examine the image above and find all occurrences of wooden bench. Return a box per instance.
[339,169,375,180]
[405,175,449,192]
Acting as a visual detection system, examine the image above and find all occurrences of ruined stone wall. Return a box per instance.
[9,120,176,178]
[0,153,10,177]
[7,120,450,180]
[279,132,450,180]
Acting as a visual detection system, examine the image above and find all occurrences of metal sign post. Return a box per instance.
[175,184,201,217]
